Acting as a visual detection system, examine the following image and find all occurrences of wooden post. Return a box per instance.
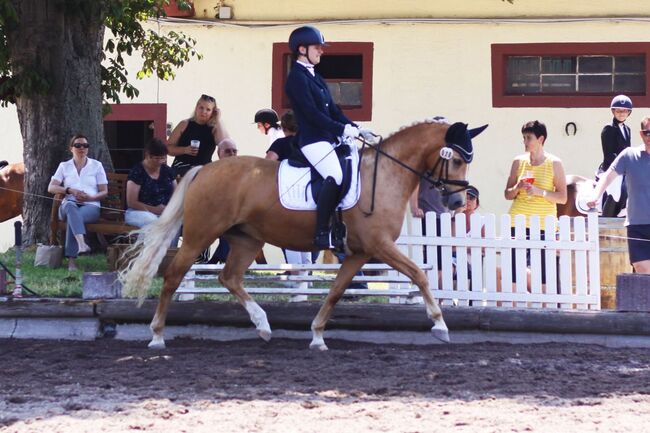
[0,269,6,294]
[616,273,650,312]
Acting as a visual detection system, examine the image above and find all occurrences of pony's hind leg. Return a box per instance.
[310,253,369,351]
[149,245,203,349]
[219,235,272,341]
[373,243,449,343]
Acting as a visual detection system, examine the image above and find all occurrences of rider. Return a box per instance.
[599,94,633,217]
[285,25,374,249]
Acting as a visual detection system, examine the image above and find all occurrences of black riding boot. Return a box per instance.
[314,177,341,249]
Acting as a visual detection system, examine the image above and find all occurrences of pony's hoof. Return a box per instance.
[148,335,166,349]
[148,340,166,350]
[431,326,450,343]
[309,342,329,351]
[258,328,272,342]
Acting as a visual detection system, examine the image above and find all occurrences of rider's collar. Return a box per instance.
[297,60,315,76]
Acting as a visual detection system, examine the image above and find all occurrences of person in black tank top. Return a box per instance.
[167,94,231,177]
[166,94,231,263]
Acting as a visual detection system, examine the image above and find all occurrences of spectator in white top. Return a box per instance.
[48,134,108,271]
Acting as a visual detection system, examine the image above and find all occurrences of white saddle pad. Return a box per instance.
[575,178,601,215]
[278,145,361,211]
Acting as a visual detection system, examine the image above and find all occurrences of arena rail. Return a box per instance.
[177,211,601,310]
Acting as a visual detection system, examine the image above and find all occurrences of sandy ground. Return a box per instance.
[1,337,649,433]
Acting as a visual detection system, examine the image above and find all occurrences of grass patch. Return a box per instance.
[0,247,393,304]
[0,246,164,298]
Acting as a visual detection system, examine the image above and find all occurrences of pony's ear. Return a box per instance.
[445,122,474,163]
[469,124,488,138]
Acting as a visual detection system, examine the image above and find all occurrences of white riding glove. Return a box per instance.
[343,124,359,138]
[358,127,378,144]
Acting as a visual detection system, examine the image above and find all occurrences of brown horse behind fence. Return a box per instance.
[557,174,596,218]
[120,119,486,351]
[0,161,24,223]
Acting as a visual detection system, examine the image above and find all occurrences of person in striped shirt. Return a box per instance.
[504,120,567,286]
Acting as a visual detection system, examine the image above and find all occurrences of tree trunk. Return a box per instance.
[7,0,112,245]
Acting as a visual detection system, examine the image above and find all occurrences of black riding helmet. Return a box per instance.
[254,109,280,127]
[288,26,326,64]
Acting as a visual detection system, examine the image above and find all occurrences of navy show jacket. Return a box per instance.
[285,62,355,148]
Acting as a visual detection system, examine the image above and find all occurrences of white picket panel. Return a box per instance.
[417,211,600,310]
[178,211,601,310]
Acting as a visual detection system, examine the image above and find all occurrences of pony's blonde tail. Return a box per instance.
[119,166,203,306]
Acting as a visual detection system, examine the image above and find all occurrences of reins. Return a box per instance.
[358,133,470,217]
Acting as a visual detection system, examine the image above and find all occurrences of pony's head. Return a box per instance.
[429,121,488,210]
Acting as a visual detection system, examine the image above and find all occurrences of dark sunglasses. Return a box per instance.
[221,148,238,155]
[201,94,216,103]
[467,194,478,200]
[641,130,650,137]
[72,143,89,149]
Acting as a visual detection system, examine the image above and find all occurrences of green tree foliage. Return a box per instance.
[0,0,201,244]
[0,0,201,105]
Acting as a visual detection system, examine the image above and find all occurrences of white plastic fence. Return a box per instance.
[394,211,600,310]
[179,211,601,310]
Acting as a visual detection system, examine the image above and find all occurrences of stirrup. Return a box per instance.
[331,220,347,253]
[314,230,334,250]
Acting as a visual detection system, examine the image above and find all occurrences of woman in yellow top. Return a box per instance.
[504,120,567,285]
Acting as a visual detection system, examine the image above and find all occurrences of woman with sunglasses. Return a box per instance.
[48,134,108,271]
[167,94,231,177]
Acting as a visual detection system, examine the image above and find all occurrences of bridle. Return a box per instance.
[358,134,470,216]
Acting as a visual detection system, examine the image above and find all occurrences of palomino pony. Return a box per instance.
[120,119,485,350]
[0,161,24,223]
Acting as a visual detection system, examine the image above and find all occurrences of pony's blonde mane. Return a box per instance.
[384,117,449,141]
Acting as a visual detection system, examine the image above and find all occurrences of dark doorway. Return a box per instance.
[103,104,167,174]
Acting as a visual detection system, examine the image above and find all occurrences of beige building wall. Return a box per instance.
[146,17,650,218]
[2,5,650,250]
[193,0,649,20]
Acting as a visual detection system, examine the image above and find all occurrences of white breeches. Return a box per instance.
[301,141,343,185]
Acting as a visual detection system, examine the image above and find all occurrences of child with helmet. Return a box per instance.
[599,94,633,217]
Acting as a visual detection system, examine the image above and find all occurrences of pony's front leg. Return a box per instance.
[149,247,199,349]
[149,279,180,349]
[374,243,449,343]
[310,254,368,351]
[219,237,272,341]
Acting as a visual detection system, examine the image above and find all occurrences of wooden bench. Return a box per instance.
[50,172,139,246]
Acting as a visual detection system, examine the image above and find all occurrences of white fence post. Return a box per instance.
[587,211,601,310]
[573,216,588,310]
[558,216,573,310]
[529,216,543,309]
[483,214,498,307]
[543,215,558,309]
